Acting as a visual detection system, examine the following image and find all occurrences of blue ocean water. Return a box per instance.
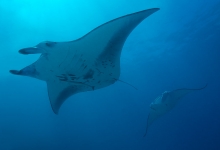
[0,0,220,149]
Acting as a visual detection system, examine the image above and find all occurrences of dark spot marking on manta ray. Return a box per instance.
[57,78,67,81]
[68,81,94,91]
[59,78,68,81]
[45,41,57,47]
[96,68,103,74]
[68,74,75,76]
[56,76,63,78]
[70,77,76,80]
[56,75,68,81]
[83,69,94,79]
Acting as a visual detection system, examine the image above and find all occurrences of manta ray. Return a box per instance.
[144,85,207,136]
[10,8,160,114]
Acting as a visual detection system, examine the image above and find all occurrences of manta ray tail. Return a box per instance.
[114,78,138,90]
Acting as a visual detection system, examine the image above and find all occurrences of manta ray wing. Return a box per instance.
[168,84,207,101]
[143,104,164,136]
[10,8,160,114]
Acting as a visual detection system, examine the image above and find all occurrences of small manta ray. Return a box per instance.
[10,8,160,114]
[144,84,207,136]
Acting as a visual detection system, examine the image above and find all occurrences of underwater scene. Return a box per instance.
[0,0,220,149]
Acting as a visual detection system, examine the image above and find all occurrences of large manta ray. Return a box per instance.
[10,8,160,114]
[144,85,207,136]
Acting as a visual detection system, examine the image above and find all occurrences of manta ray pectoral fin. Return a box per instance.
[144,111,161,137]
[80,8,160,63]
[19,47,43,55]
[170,84,208,100]
[47,81,80,114]
[144,105,165,137]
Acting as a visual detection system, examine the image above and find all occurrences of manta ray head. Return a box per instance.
[37,41,57,48]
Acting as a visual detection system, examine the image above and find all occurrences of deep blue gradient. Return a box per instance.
[0,0,220,149]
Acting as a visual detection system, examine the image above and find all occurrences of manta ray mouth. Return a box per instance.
[19,47,41,55]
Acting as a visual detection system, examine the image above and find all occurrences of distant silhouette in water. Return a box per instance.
[9,8,160,114]
[144,84,207,137]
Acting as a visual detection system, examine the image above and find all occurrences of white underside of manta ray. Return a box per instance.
[10,8,160,114]
[143,85,207,137]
